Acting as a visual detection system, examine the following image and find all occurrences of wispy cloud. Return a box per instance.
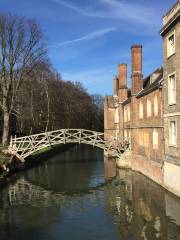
[62,65,116,94]
[51,0,159,27]
[51,0,86,15]
[49,27,116,48]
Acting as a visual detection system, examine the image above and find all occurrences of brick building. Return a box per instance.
[104,1,180,196]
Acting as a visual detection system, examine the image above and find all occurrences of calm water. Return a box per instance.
[0,145,180,240]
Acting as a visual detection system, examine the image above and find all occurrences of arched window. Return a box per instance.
[154,95,158,116]
[139,101,143,119]
[147,99,152,117]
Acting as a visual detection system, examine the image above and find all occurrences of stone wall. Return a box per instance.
[162,5,180,196]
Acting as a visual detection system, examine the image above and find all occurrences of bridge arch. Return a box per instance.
[8,129,129,162]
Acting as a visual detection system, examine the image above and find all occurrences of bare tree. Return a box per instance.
[0,14,46,145]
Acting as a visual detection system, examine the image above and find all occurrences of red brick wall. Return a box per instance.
[104,102,116,139]
[120,87,164,183]
[131,45,143,94]
[118,64,127,102]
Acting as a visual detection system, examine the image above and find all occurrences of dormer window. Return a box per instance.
[167,32,175,57]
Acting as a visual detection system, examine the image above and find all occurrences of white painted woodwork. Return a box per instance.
[8,129,129,162]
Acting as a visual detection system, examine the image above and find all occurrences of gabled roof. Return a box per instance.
[137,67,163,98]
[122,67,163,105]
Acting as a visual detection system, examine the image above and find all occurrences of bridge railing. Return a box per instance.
[9,129,130,161]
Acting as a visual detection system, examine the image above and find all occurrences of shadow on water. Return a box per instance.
[0,145,180,240]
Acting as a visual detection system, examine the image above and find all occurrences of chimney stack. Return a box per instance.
[114,76,119,96]
[131,45,143,94]
[118,64,127,101]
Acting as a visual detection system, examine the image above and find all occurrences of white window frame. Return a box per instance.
[147,99,152,117]
[168,72,176,105]
[139,101,143,119]
[169,120,177,146]
[167,31,175,58]
[153,128,158,149]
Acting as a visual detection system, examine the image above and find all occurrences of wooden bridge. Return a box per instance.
[8,129,129,162]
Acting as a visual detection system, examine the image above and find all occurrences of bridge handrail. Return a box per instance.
[11,129,128,142]
[9,128,130,162]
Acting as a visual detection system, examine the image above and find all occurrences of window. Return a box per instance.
[124,108,127,122]
[127,106,131,122]
[138,130,149,147]
[167,32,175,57]
[124,130,128,139]
[154,95,158,116]
[139,101,143,119]
[124,106,130,122]
[153,129,158,149]
[115,108,119,123]
[147,99,152,117]
[169,121,177,146]
[168,73,176,105]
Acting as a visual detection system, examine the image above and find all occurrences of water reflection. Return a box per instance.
[24,145,105,193]
[0,145,180,240]
[105,169,180,240]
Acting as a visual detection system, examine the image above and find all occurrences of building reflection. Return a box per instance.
[103,165,180,240]
[104,156,116,180]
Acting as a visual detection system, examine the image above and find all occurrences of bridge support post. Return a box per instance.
[63,130,66,144]
[46,132,52,147]
[93,133,98,147]
[79,129,82,144]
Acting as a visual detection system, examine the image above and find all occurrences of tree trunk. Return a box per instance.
[2,111,10,146]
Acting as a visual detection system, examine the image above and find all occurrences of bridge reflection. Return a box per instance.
[0,153,180,240]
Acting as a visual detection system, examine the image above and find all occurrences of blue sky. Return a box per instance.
[0,0,176,95]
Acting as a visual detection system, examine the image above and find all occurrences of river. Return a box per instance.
[0,145,180,240]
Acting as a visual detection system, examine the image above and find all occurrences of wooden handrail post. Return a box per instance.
[63,129,66,144]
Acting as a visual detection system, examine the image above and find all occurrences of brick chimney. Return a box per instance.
[131,45,143,95]
[118,64,127,102]
[114,76,119,97]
